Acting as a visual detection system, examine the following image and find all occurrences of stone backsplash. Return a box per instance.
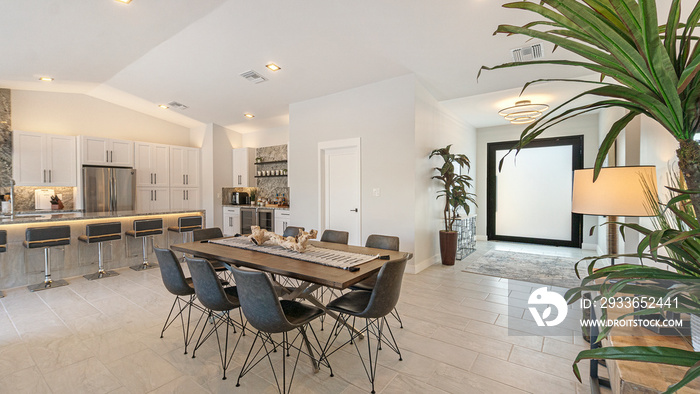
[13,187,75,211]
[255,144,289,202]
[0,88,12,189]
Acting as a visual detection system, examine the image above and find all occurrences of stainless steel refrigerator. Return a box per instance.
[83,166,136,213]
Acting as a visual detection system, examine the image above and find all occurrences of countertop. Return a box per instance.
[223,204,289,211]
[0,209,204,224]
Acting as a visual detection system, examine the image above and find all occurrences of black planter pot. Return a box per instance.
[439,230,458,266]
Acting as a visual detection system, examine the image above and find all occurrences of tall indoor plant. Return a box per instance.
[430,145,476,265]
[483,0,700,391]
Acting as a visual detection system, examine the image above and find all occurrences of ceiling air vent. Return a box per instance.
[167,101,188,110]
[240,70,268,84]
[511,43,544,62]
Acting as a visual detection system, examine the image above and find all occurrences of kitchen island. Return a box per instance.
[0,210,204,289]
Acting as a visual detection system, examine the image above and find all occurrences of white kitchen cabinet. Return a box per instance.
[136,186,169,212]
[232,148,255,187]
[13,131,77,186]
[274,210,291,235]
[170,146,200,188]
[81,136,133,167]
[223,206,241,236]
[135,142,169,187]
[170,188,199,211]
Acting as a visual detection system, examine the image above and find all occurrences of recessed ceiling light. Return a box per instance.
[39,77,54,82]
[244,113,255,118]
[115,0,132,4]
[158,104,169,109]
[265,63,281,72]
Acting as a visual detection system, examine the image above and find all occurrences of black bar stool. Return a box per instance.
[80,222,121,280]
[0,230,6,298]
[167,216,203,260]
[24,225,70,292]
[126,218,162,271]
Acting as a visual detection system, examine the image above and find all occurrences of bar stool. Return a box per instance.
[126,218,162,271]
[80,222,121,280]
[24,225,70,292]
[0,230,6,298]
[167,216,203,260]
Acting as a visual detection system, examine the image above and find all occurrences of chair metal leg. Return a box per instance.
[84,242,119,280]
[391,307,404,328]
[28,247,68,292]
[130,236,158,271]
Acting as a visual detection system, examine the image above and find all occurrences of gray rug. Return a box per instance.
[462,250,583,289]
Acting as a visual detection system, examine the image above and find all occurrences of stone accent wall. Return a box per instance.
[14,186,75,211]
[255,144,289,202]
[0,89,11,192]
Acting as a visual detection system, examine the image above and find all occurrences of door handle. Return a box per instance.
[350,208,358,212]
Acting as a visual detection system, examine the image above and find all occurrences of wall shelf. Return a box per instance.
[255,175,287,178]
[254,160,287,165]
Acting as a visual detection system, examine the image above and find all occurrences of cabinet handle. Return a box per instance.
[106,151,109,162]
[238,175,241,185]
[150,190,153,201]
[110,150,113,162]
[183,174,185,185]
[43,170,46,183]
[154,173,156,184]
[183,190,185,200]
[186,174,189,185]
[49,170,51,183]
[187,190,189,200]
[155,190,157,200]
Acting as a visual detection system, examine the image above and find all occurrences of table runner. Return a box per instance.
[209,236,378,270]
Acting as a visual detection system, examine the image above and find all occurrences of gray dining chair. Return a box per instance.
[186,257,245,381]
[192,227,232,280]
[320,229,349,244]
[154,247,206,355]
[230,266,332,393]
[350,234,404,328]
[282,225,305,238]
[322,255,408,394]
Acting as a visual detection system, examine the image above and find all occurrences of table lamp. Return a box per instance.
[572,166,657,264]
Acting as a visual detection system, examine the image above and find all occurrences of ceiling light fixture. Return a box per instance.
[244,113,255,118]
[498,100,549,125]
[115,0,132,4]
[158,104,169,109]
[39,77,54,82]
[265,63,281,72]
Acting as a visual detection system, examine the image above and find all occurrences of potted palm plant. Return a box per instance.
[483,0,700,391]
[430,145,476,265]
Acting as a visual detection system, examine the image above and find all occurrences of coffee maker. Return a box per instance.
[231,192,250,205]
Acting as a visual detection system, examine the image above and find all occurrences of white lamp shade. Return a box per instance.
[572,166,657,217]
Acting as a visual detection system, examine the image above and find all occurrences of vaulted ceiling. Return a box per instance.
[1,0,666,132]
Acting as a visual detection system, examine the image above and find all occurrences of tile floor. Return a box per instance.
[0,241,606,393]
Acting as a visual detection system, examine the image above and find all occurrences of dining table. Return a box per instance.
[170,236,411,369]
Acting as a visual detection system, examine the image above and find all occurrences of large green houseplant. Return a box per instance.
[430,145,476,265]
[482,0,700,391]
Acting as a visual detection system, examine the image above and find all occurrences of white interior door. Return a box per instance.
[320,140,361,245]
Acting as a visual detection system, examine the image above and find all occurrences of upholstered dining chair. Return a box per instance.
[186,257,245,381]
[192,227,232,281]
[320,229,349,244]
[230,266,332,393]
[322,255,408,394]
[282,225,305,238]
[350,234,404,328]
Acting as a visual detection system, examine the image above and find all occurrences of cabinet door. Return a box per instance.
[170,147,185,186]
[184,188,199,210]
[232,211,241,234]
[223,212,235,236]
[152,187,170,211]
[136,187,153,212]
[82,136,109,166]
[134,143,154,187]
[184,148,199,187]
[153,145,170,187]
[46,135,77,186]
[109,139,133,167]
[232,149,244,186]
[170,188,185,211]
[13,131,45,185]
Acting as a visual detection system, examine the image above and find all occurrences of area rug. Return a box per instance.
[462,250,583,289]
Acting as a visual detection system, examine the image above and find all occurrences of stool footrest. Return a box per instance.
[28,279,68,292]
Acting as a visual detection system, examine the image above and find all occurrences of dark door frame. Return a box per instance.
[486,135,584,248]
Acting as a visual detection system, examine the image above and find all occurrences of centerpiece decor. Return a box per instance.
[430,145,476,265]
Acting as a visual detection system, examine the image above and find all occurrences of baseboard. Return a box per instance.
[581,243,598,251]
[406,254,439,274]
[476,235,487,241]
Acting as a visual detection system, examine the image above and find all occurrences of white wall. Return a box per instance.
[11,90,192,146]
[241,126,289,148]
[289,74,416,264]
[415,82,476,272]
[475,114,600,249]
[212,124,234,228]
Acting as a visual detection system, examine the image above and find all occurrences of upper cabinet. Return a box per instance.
[134,142,169,187]
[81,136,133,167]
[170,146,200,188]
[232,147,255,187]
[13,131,77,186]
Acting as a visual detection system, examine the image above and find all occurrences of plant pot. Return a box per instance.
[691,314,700,351]
[439,230,458,266]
